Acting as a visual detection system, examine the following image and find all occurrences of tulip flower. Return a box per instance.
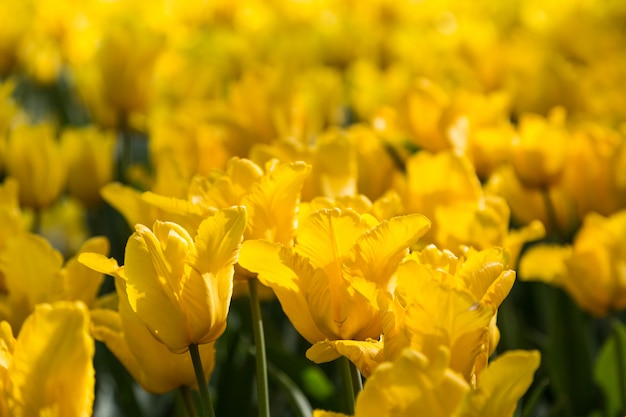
[0,301,95,416]
[314,347,540,417]
[0,178,30,290]
[394,150,482,243]
[486,164,578,237]
[238,208,430,354]
[520,209,626,317]
[0,233,108,332]
[80,251,216,393]
[560,124,626,219]
[5,122,67,209]
[88,207,246,354]
[310,245,516,381]
[61,126,116,207]
[509,107,568,189]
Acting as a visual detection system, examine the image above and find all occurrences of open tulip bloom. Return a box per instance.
[238,207,431,359]
[80,206,247,416]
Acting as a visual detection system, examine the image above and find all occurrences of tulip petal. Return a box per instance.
[8,301,94,416]
[307,339,383,378]
[347,214,430,289]
[192,206,247,274]
[77,252,120,276]
[518,244,571,284]
[124,229,188,353]
[294,209,371,273]
[355,347,469,417]
[456,350,540,417]
[243,160,311,244]
[63,237,110,305]
[239,240,327,343]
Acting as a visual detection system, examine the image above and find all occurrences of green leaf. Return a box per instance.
[594,319,626,417]
[267,361,313,417]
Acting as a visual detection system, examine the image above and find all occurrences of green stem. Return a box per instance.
[248,278,271,417]
[189,343,216,417]
[612,318,626,415]
[180,386,199,417]
[340,356,356,414]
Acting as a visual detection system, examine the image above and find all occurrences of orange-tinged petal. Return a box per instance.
[455,350,540,417]
[239,240,327,343]
[347,214,430,290]
[8,301,94,417]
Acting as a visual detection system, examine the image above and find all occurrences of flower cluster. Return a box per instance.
[0,0,625,416]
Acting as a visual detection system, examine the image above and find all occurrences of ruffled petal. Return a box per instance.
[455,350,540,417]
[242,160,311,244]
[8,301,94,416]
[239,240,327,343]
[347,214,430,289]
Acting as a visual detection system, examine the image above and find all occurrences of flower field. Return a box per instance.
[0,0,625,416]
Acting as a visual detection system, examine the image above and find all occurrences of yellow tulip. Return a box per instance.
[249,132,358,201]
[0,233,108,332]
[509,107,568,189]
[520,209,626,316]
[312,245,516,380]
[0,177,30,265]
[560,124,626,218]
[400,78,454,153]
[455,350,541,417]
[238,208,430,355]
[314,347,540,417]
[72,0,165,129]
[128,158,310,246]
[0,0,31,77]
[486,164,578,237]
[5,122,67,209]
[433,193,545,261]
[394,150,482,245]
[61,126,116,207]
[298,192,402,224]
[81,251,216,393]
[105,207,246,353]
[0,301,94,417]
